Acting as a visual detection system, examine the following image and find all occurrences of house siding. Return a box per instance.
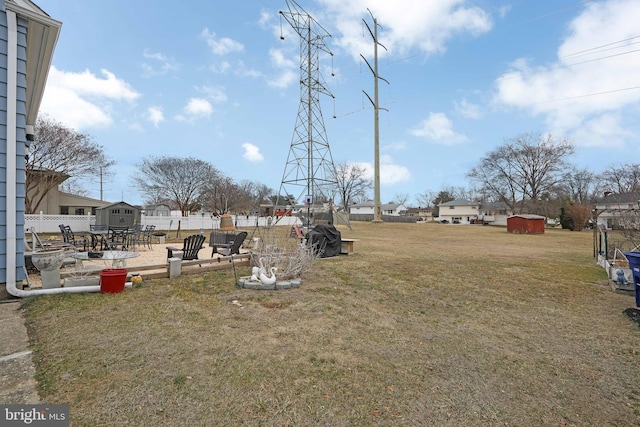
[0,7,8,283]
[0,8,28,283]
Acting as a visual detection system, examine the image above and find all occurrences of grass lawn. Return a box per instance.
[21,222,640,426]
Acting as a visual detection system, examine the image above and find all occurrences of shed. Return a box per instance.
[95,201,142,228]
[507,215,545,234]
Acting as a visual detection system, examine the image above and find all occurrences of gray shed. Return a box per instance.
[95,201,141,228]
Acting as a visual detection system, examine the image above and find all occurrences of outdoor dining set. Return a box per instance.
[59,224,156,252]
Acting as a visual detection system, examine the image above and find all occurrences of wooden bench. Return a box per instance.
[340,238,359,255]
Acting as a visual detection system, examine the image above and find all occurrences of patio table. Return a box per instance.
[71,250,139,268]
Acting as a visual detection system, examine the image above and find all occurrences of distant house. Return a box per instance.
[33,188,109,215]
[26,169,109,214]
[381,203,407,216]
[478,201,512,226]
[406,207,434,221]
[1,0,61,286]
[349,200,375,215]
[348,200,407,216]
[437,199,479,224]
[594,192,640,229]
[144,203,171,217]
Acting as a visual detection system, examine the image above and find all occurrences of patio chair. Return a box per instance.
[107,226,129,251]
[166,234,206,260]
[89,224,109,250]
[142,225,156,249]
[216,231,247,257]
[27,227,48,251]
[59,224,87,251]
[130,224,155,250]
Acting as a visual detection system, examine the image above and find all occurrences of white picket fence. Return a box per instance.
[25,213,301,234]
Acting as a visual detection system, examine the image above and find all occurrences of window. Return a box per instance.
[60,206,69,215]
[75,208,85,215]
[449,206,455,209]
[112,209,120,214]
[124,209,133,215]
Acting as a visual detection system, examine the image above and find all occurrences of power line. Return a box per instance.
[560,35,640,59]
[565,48,640,67]
[531,85,640,105]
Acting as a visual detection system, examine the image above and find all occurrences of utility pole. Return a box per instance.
[361,9,388,223]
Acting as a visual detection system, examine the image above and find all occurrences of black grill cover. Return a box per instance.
[306,224,341,258]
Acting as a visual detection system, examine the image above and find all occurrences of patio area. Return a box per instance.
[25,236,252,289]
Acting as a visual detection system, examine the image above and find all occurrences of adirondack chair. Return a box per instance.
[216,231,247,257]
[166,234,206,260]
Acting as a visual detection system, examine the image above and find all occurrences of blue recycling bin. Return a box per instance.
[623,252,640,307]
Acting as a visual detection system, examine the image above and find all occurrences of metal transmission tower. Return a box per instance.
[278,0,337,227]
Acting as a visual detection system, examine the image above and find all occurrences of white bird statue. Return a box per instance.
[250,266,260,282]
[258,257,267,275]
[259,267,278,285]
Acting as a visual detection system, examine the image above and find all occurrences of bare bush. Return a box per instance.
[565,203,592,231]
[251,226,320,280]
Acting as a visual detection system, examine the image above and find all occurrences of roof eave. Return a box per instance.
[5,0,62,126]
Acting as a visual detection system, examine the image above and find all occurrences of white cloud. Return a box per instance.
[409,112,468,145]
[318,0,492,60]
[185,98,213,116]
[454,98,482,119]
[175,98,213,122]
[570,113,631,148]
[209,61,233,74]
[141,49,179,77]
[40,66,140,130]
[493,0,640,146]
[382,141,408,152]
[147,107,164,127]
[267,48,298,88]
[355,155,411,185]
[196,85,228,103]
[201,28,244,55]
[242,143,264,162]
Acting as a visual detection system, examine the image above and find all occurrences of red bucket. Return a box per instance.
[100,268,128,294]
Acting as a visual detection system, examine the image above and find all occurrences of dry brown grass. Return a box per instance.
[21,222,640,426]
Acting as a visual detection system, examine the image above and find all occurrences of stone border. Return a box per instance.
[237,276,302,290]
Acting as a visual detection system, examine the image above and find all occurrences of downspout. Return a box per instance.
[4,10,107,297]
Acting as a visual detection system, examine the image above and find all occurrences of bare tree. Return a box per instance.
[134,156,219,216]
[236,180,273,212]
[26,115,113,213]
[561,167,602,204]
[467,132,574,214]
[332,162,372,211]
[392,193,410,206]
[59,178,90,197]
[416,190,436,208]
[602,163,640,194]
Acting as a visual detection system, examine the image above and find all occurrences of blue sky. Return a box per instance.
[34,0,640,207]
